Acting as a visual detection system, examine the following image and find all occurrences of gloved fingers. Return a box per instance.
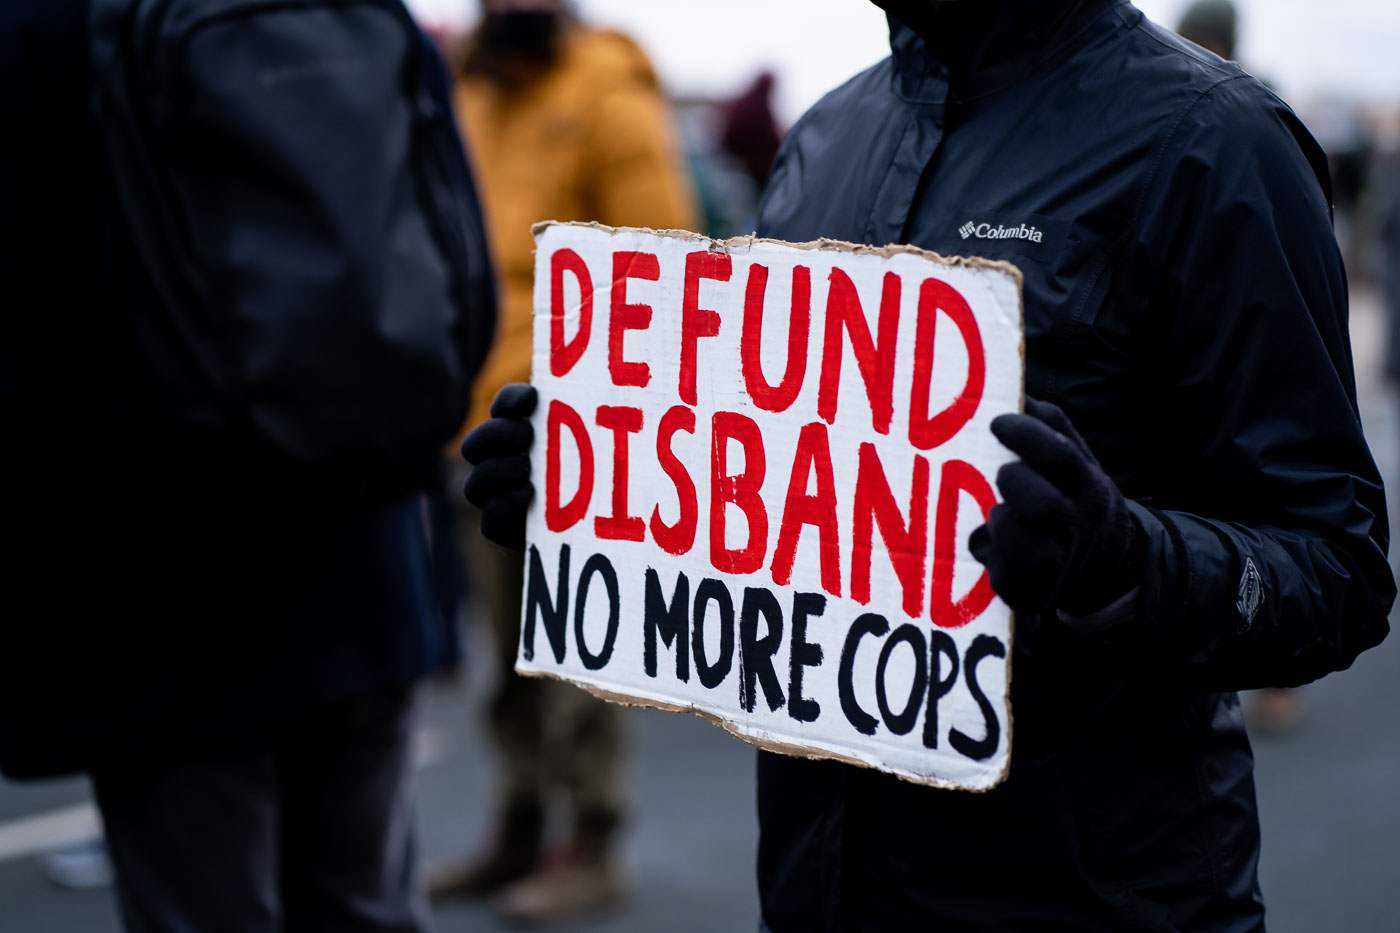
[996,461,1074,525]
[460,417,534,465]
[479,486,533,550]
[1023,397,1093,456]
[490,383,539,419]
[986,503,1070,565]
[971,505,1069,612]
[462,454,531,505]
[968,522,994,563]
[990,412,1090,491]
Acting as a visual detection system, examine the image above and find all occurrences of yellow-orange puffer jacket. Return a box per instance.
[454,27,700,432]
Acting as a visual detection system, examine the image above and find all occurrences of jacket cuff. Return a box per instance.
[1057,586,1141,634]
[1122,498,1190,647]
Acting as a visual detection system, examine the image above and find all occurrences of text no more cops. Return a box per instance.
[523,544,1005,762]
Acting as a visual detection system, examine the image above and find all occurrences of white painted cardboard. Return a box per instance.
[519,222,1023,790]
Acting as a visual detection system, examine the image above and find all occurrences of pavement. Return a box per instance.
[1,291,1397,933]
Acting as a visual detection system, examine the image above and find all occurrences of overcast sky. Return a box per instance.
[408,0,1400,127]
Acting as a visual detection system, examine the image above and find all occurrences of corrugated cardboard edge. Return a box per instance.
[530,220,1026,292]
[525,220,1026,793]
[517,665,1001,793]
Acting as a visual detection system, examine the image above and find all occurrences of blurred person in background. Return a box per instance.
[1,1,494,930]
[1176,0,1235,60]
[427,0,697,924]
[1383,126,1400,385]
[1303,99,1376,285]
[720,70,784,194]
[460,0,1394,929]
[672,74,779,240]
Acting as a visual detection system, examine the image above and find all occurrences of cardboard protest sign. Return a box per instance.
[519,222,1023,790]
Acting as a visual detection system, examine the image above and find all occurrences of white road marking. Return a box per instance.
[0,803,101,864]
[0,725,453,865]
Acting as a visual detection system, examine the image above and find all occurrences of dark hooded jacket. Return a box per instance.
[0,0,483,778]
[753,2,1393,930]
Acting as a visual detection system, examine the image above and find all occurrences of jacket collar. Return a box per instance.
[879,0,1126,100]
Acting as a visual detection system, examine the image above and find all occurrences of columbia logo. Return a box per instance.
[1235,557,1265,633]
[958,220,1044,244]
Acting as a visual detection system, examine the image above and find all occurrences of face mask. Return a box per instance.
[480,10,562,59]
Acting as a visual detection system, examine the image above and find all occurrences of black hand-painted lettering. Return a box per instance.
[573,554,620,671]
[922,630,960,749]
[876,623,927,736]
[838,612,888,735]
[692,578,735,689]
[524,544,570,663]
[949,634,1006,761]
[789,592,826,722]
[644,568,690,681]
[739,587,786,713]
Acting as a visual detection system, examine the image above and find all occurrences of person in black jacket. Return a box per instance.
[1,2,493,931]
[460,1,1394,930]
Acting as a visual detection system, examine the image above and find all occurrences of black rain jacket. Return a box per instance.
[0,0,485,778]
[753,2,1394,930]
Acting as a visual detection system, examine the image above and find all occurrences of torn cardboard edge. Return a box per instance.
[531,220,1027,296]
[514,663,1011,793]
[524,220,1024,793]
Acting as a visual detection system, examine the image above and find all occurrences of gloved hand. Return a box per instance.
[460,383,538,550]
[968,397,1144,617]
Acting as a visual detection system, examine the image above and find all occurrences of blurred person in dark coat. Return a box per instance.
[1382,138,1400,381]
[0,1,493,930]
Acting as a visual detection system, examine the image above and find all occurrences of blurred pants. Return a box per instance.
[464,508,626,836]
[92,687,427,933]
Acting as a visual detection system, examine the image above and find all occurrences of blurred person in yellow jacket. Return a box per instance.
[430,0,698,923]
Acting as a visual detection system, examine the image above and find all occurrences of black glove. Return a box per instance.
[460,383,538,550]
[968,398,1144,616]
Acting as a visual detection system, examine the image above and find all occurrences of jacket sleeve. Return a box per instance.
[1128,77,1394,691]
[578,80,699,233]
